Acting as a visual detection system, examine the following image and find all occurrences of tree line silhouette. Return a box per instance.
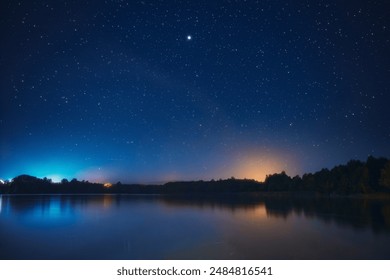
[263,156,390,194]
[1,156,390,195]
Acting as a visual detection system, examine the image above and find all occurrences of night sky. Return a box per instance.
[1,0,389,183]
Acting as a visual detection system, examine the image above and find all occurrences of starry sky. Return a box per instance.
[1,0,389,183]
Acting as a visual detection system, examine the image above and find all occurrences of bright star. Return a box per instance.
[187,35,192,40]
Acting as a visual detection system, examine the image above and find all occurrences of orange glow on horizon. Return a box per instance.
[235,157,285,181]
[224,149,299,182]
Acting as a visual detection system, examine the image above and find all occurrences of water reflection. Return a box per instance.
[1,194,390,259]
[160,194,390,233]
[3,194,390,233]
[26,196,74,222]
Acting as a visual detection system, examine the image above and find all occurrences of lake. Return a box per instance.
[1,194,390,259]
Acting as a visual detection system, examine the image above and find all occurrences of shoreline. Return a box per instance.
[2,191,390,200]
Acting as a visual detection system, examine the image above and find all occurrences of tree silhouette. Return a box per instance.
[380,162,390,190]
[3,156,390,195]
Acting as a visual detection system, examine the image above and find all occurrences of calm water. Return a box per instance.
[1,194,390,259]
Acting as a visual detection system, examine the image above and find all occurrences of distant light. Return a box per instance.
[104,183,113,188]
[46,175,63,183]
[187,35,192,40]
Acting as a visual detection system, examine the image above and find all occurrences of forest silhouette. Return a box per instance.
[1,156,390,195]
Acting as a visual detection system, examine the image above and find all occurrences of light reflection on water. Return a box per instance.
[25,196,75,223]
[1,194,390,259]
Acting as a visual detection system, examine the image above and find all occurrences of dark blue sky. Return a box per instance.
[1,0,389,183]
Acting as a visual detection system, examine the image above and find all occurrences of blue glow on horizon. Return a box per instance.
[1,156,85,181]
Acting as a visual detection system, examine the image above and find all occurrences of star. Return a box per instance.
[0,0,389,184]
